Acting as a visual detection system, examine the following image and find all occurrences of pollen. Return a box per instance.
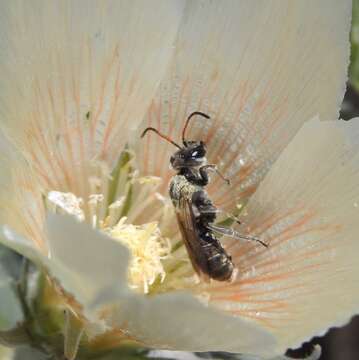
[46,186,171,295]
[105,217,171,294]
[47,191,85,222]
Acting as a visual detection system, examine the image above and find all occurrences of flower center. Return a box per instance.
[46,189,171,294]
[43,151,200,294]
[105,217,171,293]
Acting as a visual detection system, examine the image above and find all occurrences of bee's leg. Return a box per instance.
[197,166,210,186]
[207,223,268,248]
[199,165,230,186]
[195,206,241,225]
[214,208,241,225]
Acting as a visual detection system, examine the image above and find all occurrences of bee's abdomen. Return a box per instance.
[207,250,234,281]
[199,227,235,282]
[210,259,234,281]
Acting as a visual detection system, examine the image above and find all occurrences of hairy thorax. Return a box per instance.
[169,174,202,205]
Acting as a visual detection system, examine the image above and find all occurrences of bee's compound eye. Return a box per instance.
[192,146,206,158]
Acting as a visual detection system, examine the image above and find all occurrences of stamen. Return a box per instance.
[106,218,171,293]
[46,188,173,294]
[88,194,104,228]
[47,191,84,222]
[105,197,126,227]
[44,151,196,295]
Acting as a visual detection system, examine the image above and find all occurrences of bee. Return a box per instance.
[141,112,267,282]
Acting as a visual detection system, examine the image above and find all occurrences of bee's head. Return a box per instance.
[170,141,206,169]
[141,112,210,170]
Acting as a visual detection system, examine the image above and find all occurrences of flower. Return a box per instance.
[0,1,357,359]
[0,345,13,360]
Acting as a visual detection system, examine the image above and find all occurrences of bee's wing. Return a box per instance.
[175,197,210,282]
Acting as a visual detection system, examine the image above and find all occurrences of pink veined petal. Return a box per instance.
[0,0,184,200]
[137,0,351,211]
[207,118,359,355]
[0,131,46,251]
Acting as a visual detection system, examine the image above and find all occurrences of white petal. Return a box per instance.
[0,226,43,267]
[0,345,13,360]
[109,291,276,355]
[0,0,184,197]
[2,213,128,316]
[138,0,351,208]
[208,118,359,355]
[45,214,130,309]
[148,351,203,360]
[0,129,48,252]
[244,346,321,360]
[1,214,129,320]
[0,139,48,252]
[45,214,277,355]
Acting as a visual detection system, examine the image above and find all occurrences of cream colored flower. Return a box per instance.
[0,1,357,359]
[0,345,13,360]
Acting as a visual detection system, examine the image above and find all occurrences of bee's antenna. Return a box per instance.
[141,127,182,150]
[182,111,210,146]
